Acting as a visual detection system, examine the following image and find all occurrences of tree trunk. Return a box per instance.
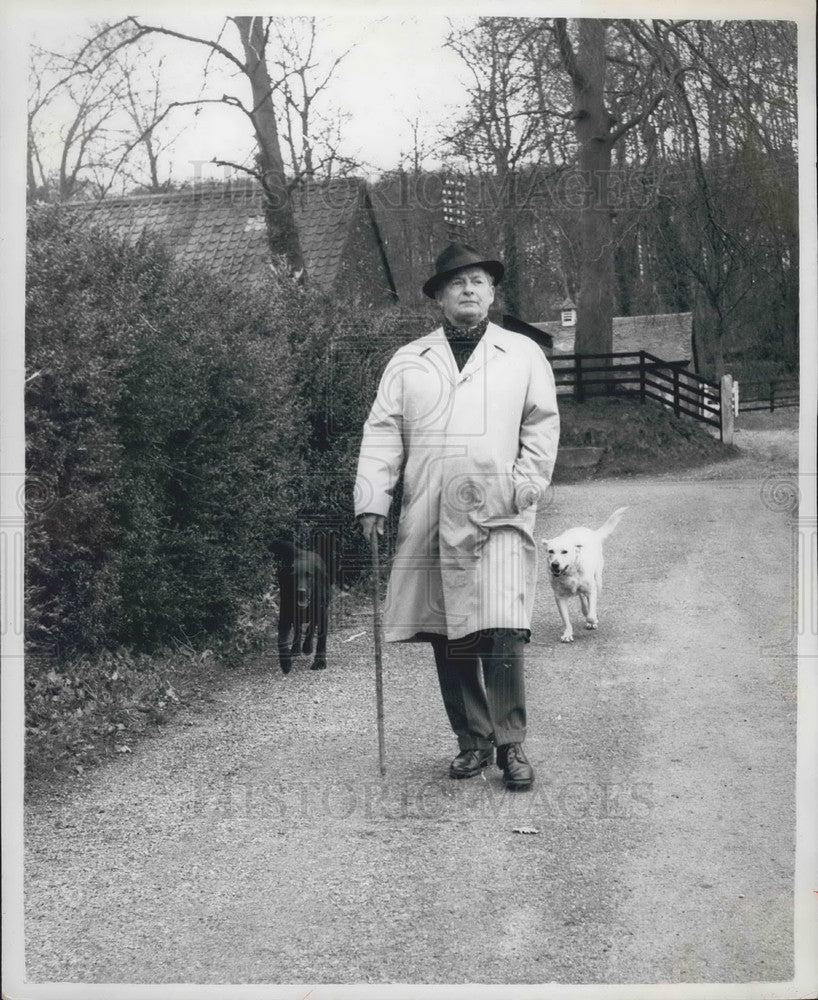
[571,20,614,360]
[691,283,726,380]
[233,16,304,273]
[27,132,39,199]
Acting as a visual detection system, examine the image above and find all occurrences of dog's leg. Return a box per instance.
[555,595,574,643]
[310,602,328,671]
[290,612,303,657]
[302,623,314,655]
[584,583,599,630]
[278,615,294,674]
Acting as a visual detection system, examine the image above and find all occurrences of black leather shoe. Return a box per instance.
[497,743,534,790]
[449,747,494,779]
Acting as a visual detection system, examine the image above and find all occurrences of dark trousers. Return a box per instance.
[430,630,527,750]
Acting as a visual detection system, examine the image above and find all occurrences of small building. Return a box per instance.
[559,297,577,328]
[65,178,398,308]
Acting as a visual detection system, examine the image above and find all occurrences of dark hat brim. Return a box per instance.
[422,258,505,299]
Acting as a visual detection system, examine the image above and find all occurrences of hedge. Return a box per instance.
[25,206,417,660]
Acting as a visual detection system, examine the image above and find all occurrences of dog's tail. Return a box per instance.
[596,506,629,540]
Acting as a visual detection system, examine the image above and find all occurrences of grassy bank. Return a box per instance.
[555,395,739,481]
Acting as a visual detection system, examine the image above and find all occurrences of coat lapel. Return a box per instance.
[458,323,508,383]
[418,322,509,386]
[418,329,457,385]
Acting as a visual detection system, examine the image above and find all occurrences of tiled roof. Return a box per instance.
[533,312,693,363]
[65,178,375,294]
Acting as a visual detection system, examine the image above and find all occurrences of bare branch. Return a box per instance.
[127,16,248,75]
[608,68,688,145]
[554,19,585,90]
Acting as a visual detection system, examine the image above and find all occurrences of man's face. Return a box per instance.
[436,266,495,327]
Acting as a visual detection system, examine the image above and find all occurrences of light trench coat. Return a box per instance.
[355,322,560,642]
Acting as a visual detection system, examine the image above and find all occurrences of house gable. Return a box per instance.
[64,180,397,303]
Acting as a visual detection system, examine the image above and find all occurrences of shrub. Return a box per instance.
[25,206,421,659]
[26,207,305,655]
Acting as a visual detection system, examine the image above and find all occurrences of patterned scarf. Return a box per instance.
[442,316,489,373]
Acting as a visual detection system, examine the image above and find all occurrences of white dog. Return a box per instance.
[542,507,629,643]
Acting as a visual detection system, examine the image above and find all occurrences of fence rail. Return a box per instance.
[550,351,725,434]
[735,378,799,412]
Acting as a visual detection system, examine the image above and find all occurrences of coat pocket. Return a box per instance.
[444,466,515,522]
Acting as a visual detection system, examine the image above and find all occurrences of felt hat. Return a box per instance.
[422,242,505,299]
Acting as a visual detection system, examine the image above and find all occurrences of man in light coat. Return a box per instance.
[355,243,560,790]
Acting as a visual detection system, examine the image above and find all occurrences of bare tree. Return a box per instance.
[270,16,358,182]
[31,14,361,273]
[113,54,180,194]
[120,15,304,272]
[443,18,565,315]
[548,16,798,372]
[29,36,125,200]
[652,20,798,376]
[29,31,183,201]
[551,18,685,358]
[121,15,359,270]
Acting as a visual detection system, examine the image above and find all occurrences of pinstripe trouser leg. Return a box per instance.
[481,629,527,747]
[430,630,526,750]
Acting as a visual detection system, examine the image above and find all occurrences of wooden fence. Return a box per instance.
[735,377,799,413]
[550,350,725,438]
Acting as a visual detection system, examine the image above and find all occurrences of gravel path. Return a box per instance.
[23,429,800,986]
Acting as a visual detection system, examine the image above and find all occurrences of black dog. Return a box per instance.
[270,539,329,674]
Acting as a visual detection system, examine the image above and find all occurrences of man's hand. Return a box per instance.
[359,513,386,543]
[514,481,541,513]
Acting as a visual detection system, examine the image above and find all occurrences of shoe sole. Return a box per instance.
[449,757,493,779]
[503,777,534,791]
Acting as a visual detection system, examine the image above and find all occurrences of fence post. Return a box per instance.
[720,374,734,444]
[575,355,584,403]
[770,380,776,412]
[673,368,680,417]
[639,351,646,404]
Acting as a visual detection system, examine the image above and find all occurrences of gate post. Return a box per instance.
[575,355,584,403]
[720,373,734,444]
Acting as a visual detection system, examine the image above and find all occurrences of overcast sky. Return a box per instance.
[26,11,475,186]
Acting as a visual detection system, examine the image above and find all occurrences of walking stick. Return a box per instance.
[370,530,387,776]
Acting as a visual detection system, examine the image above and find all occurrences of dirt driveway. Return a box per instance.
[23,430,800,987]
